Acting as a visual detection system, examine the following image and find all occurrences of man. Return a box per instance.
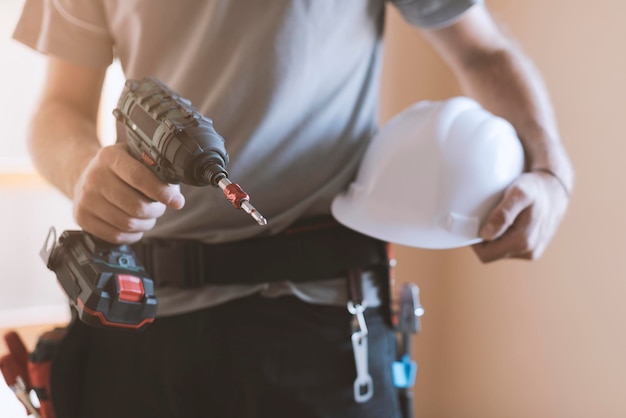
[13,0,572,417]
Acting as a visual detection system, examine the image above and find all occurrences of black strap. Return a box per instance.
[132,217,389,288]
[346,268,364,305]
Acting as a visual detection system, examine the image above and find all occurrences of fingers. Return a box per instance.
[472,207,545,263]
[101,145,185,209]
[74,188,159,241]
[75,215,146,245]
[472,172,568,263]
[479,180,534,241]
[73,144,185,243]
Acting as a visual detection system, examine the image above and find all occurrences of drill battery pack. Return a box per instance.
[40,228,157,331]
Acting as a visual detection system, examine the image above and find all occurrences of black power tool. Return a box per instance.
[42,77,266,330]
[114,77,266,225]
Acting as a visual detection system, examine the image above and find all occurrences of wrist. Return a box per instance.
[530,167,572,198]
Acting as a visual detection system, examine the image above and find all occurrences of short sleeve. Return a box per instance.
[390,0,484,29]
[12,0,114,68]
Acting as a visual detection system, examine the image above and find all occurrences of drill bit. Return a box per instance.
[217,177,267,226]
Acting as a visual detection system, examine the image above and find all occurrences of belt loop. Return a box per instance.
[346,268,364,306]
[145,239,187,288]
[183,241,206,288]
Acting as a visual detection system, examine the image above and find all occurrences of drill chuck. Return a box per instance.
[198,160,228,187]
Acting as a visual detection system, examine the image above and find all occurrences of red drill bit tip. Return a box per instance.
[218,178,267,226]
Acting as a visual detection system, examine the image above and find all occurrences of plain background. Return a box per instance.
[1,0,625,417]
[382,1,626,417]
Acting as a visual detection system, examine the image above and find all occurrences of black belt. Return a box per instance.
[132,217,390,288]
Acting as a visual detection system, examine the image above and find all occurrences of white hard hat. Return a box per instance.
[332,97,525,249]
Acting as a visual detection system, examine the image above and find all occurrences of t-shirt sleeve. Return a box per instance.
[390,0,484,29]
[12,0,114,68]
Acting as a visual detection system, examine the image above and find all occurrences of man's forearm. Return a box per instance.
[421,4,574,195]
[451,43,574,194]
[29,101,102,199]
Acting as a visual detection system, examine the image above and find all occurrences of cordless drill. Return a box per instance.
[114,77,266,225]
[42,77,266,330]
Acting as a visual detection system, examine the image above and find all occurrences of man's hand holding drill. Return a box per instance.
[72,143,185,244]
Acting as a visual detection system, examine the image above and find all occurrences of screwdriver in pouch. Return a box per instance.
[113,76,267,226]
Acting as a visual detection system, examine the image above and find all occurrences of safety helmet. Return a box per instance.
[331,97,524,249]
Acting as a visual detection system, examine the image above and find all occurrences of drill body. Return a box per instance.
[113,77,229,187]
[114,77,266,224]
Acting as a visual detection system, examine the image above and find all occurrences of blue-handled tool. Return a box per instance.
[392,283,424,418]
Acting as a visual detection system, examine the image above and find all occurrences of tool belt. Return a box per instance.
[132,216,391,289]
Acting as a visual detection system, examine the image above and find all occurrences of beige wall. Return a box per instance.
[381,1,626,417]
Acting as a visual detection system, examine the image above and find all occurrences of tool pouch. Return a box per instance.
[29,328,67,418]
[1,328,66,418]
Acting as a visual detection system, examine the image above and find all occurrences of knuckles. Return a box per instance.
[472,172,565,264]
[107,231,144,245]
[131,201,167,219]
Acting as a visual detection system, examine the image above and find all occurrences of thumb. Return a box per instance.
[480,185,531,241]
[165,184,185,210]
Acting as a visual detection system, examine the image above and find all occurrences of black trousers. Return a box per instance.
[51,294,402,418]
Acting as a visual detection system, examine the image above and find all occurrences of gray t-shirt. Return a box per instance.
[14,0,480,316]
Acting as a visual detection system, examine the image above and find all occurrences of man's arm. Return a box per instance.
[420,4,574,262]
[30,57,184,243]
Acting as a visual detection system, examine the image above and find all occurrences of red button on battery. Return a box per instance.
[117,275,145,303]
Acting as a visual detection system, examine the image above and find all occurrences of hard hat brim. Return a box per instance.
[331,194,484,250]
